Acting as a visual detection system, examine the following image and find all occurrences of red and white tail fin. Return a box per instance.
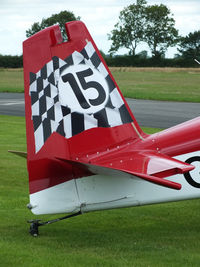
[23,21,145,196]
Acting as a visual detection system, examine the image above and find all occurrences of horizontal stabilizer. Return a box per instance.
[57,150,195,190]
[58,158,181,190]
[8,150,27,158]
[91,150,194,176]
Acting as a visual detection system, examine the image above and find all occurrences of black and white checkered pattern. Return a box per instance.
[29,42,133,153]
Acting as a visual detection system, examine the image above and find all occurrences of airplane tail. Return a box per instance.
[23,21,200,215]
[23,21,146,194]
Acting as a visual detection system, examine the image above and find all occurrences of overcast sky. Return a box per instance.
[1,0,200,57]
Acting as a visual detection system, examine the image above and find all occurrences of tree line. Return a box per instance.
[1,4,200,68]
[0,55,23,68]
[107,0,200,65]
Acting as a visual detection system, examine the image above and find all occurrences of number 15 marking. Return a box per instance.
[62,68,106,110]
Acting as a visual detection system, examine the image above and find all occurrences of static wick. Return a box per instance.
[194,59,200,65]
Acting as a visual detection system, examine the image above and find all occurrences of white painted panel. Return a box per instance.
[30,179,80,215]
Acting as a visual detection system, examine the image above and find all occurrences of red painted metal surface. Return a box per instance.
[23,21,200,195]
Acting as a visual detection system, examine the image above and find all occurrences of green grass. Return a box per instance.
[112,68,200,102]
[1,67,200,102]
[0,68,24,93]
[1,114,200,266]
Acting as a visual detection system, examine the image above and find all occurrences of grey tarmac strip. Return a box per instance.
[0,93,25,117]
[127,98,200,129]
[0,93,199,129]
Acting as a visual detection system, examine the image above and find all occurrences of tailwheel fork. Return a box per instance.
[27,211,82,237]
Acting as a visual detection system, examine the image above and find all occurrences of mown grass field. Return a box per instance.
[0,68,24,93]
[1,115,200,266]
[1,67,200,102]
[111,67,200,102]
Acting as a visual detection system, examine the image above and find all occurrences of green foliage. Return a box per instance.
[0,55,23,68]
[178,30,200,60]
[137,50,149,59]
[108,1,179,58]
[144,4,179,58]
[26,10,80,41]
[108,0,147,56]
[105,54,197,68]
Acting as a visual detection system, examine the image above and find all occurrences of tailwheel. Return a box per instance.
[28,220,41,237]
[27,211,82,236]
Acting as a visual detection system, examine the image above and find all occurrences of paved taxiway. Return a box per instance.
[0,93,199,128]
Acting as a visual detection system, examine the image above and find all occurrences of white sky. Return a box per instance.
[0,0,200,58]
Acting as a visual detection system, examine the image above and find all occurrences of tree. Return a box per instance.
[26,11,80,41]
[108,0,147,56]
[144,4,179,58]
[178,30,200,59]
